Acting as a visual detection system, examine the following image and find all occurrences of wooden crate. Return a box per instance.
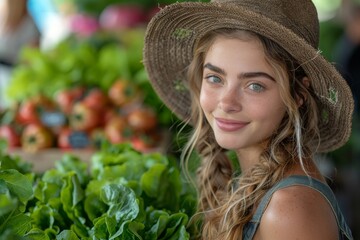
[8,148,95,173]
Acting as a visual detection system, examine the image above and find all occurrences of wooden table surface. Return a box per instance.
[8,148,95,173]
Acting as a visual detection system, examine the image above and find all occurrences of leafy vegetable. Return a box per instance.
[6,32,136,101]
[0,141,197,239]
[5,29,177,128]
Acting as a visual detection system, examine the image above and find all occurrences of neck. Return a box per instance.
[236,147,326,183]
[235,146,264,172]
[286,157,326,182]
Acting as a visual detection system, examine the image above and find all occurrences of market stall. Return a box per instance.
[0,1,199,237]
[1,0,359,239]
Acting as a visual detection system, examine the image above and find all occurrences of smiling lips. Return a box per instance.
[215,118,249,131]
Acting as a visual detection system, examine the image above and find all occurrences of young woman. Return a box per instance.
[143,0,354,239]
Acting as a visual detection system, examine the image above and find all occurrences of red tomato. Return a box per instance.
[17,100,41,125]
[104,115,131,144]
[0,125,20,148]
[69,102,101,132]
[82,88,109,111]
[21,124,54,152]
[127,108,157,132]
[108,80,139,107]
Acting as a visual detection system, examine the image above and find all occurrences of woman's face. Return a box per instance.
[200,36,287,151]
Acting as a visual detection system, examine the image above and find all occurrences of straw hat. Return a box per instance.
[143,0,354,152]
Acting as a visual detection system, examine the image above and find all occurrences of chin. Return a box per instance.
[215,138,242,150]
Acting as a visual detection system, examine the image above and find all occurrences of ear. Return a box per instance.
[296,77,310,107]
[302,77,310,88]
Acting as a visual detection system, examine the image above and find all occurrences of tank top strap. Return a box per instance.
[243,175,353,240]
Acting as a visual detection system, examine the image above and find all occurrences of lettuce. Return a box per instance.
[0,142,197,239]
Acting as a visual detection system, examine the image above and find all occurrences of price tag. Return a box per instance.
[41,111,66,127]
[69,131,90,148]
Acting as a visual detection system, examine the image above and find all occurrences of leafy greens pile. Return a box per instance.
[0,141,197,239]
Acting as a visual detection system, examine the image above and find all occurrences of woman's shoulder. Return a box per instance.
[256,183,338,240]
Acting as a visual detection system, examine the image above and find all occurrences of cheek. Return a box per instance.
[199,87,215,113]
[255,98,286,125]
[271,106,286,127]
[264,102,286,126]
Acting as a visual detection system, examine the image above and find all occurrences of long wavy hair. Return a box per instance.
[181,29,321,239]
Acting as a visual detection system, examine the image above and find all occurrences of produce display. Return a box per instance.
[0,4,199,238]
[5,84,159,152]
[0,29,176,153]
[0,141,197,239]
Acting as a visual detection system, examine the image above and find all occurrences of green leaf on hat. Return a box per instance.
[321,109,330,124]
[174,80,187,92]
[173,28,193,40]
[328,88,338,104]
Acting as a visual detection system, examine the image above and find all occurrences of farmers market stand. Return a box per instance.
[7,131,170,173]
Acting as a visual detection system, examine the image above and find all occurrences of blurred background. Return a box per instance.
[0,0,359,238]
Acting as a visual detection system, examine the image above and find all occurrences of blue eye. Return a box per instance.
[249,83,265,92]
[206,75,222,84]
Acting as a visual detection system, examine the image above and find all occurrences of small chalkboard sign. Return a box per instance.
[41,111,66,127]
[69,131,90,148]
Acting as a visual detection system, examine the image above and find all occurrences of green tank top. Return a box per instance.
[242,175,353,239]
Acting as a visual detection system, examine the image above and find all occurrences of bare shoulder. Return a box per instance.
[256,185,338,240]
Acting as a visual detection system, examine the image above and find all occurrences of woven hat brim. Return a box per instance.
[143,2,354,152]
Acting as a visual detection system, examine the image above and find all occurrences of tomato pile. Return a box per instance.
[0,79,161,152]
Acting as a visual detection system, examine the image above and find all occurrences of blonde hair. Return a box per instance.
[181,29,321,239]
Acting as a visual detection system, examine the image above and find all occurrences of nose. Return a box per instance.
[219,86,242,113]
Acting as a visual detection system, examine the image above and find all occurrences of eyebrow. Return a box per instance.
[204,63,226,75]
[203,62,276,82]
